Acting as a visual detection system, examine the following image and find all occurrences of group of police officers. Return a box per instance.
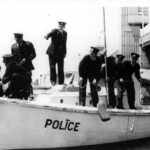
[0,21,67,100]
[0,21,142,110]
[0,33,36,99]
[79,46,141,109]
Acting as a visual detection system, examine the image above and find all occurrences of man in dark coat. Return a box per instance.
[11,33,36,97]
[1,54,31,99]
[79,47,105,107]
[115,54,125,109]
[122,53,141,109]
[11,33,36,71]
[45,21,67,86]
[101,56,117,108]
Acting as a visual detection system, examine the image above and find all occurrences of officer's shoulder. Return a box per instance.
[135,62,140,68]
[80,55,90,62]
[51,28,58,32]
[11,43,16,47]
[8,61,17,68]
[64,30,67,34]
[25,41,33,46]
[83,54,90,59]
[123,60,130,65]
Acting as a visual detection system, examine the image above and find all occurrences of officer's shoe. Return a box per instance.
[130,106,139,109]
[108,106,114,109]
[130,106,142,110]
[8,93,17,99]
[117,106,125,109]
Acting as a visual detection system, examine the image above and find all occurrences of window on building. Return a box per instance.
[138,7,143,15]
[138,7,149,16]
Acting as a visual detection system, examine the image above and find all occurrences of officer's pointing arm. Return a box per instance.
[45,29,56,40]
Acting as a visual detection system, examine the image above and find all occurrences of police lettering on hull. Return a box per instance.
[44,119,81,132]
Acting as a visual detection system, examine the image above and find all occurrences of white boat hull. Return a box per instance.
[0,98,150,149]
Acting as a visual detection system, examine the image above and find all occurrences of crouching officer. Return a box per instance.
[1,54,31,99]
[79,46,105,107]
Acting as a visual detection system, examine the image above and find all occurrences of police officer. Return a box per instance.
[122,53,141,109]
[11,33,36,97]
[79,47,105,107]
[45,21,67,86]
[101,56,116,108]
[115,54,125,109]
[11,33,36,72]
[1,54,31,99]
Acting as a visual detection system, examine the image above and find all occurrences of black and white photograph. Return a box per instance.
[1,0,150,149]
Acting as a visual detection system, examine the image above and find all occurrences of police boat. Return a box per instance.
[0,71,150,150]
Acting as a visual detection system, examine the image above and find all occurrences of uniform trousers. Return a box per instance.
[49,55,64,85]
[117,81,136,109]
[116,80,124,108]
[107,80,116,108]
[79,77,98,107]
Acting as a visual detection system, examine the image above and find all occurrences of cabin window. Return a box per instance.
[142,45,150,69]
[140,82,150,105]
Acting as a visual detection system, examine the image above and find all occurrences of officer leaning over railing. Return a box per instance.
[78,46,106,107]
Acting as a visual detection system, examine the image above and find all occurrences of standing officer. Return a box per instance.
[79,47,105,107]
[1,54,31,99]
[101,56,116,108]
[11,33,36,97]
[122,53,141,109]
[115,54,125,109]
[45,21,67,86]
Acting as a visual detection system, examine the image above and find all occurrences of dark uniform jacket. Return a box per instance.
[79,55,104,81]
[122,60,141,81]
[2,61,28,84]
[115,62,124,80]
[11,40,36,71]
[101,56,117,81]
[46,29,67,59]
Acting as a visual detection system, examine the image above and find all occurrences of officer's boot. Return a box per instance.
[80,98,85,106]
[117,97,124,109]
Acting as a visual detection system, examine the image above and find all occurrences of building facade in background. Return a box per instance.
[121,7,149,60]
[140,14,150,69]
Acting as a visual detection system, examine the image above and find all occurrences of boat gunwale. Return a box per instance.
[0,97,150,116]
